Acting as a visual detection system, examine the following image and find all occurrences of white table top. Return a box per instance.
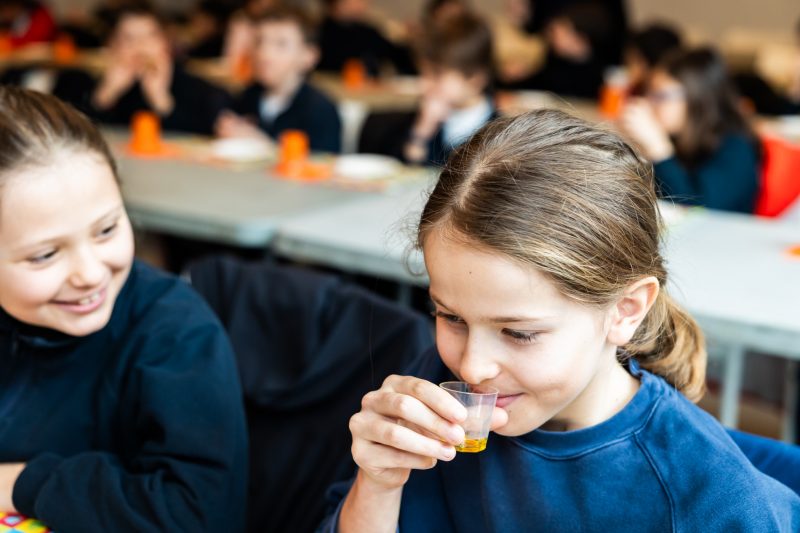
[274,189,800,357]
[112,137,373,247]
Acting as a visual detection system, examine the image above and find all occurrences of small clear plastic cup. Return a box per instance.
[439,382,499,453]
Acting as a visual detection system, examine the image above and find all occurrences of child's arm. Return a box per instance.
[10,320,248,532]
[0,463,24,512]
[336,375,470,532]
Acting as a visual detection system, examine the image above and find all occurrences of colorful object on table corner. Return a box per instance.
[0,513,51,533]
[785,245,800,260]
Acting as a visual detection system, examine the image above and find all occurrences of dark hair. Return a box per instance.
[658,47,757,167]
[417,109,707,402]
[418,12,493,78]
[553,2,613,56]
[255,5,318,44]
[108,1,165,34]
[0,86,118,187]
[629,23,682,67]
[424,0,468,20]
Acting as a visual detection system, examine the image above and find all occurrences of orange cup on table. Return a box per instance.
[53,33,77,64]
[0,33,12,57]
[276,129,310,176]
[599,67,629,119]
[233,53,253,84]
[342,58,367,90]
[129,111,163,155]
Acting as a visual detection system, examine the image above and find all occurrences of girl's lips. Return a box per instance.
[496,393,523,408]
[52,287,108,314]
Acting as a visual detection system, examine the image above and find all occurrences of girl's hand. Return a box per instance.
[0,463,25,512]
[619,98,675,162]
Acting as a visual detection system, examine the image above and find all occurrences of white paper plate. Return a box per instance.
[211,138,275,162]
[334,154,402,180]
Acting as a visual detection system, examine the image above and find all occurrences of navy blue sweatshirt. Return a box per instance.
[0,260,248,532]
[320,350,800,532]
[232,81,342,153]
[653,134,760,213]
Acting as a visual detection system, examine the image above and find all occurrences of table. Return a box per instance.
[273,188,800,440]
[110,132,375,248]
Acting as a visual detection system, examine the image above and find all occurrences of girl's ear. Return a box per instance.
[606,277,660,346]
[304,44,320,70]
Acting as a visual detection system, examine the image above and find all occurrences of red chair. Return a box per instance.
[754,135,800,217]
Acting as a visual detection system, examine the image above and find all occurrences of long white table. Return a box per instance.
[274,188,800,440]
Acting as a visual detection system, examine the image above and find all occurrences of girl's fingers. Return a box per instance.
[350,411,456,461]
[490,405,509,430]
[383,375,467,424]
[362,389,464,445]
[354,441,440,471]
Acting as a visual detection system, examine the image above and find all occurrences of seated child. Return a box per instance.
[620,47,760,213]
[359,12,495,166]
[89,3,230,135]
[0,86,247,531]
[322,108,800,532]
[216,5,342,153]
[625,23,682,95]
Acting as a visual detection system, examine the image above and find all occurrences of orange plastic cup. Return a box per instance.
[129,111,162,155]
[275,130,311,177]
[53,34,77,64]
[342,58,366,90]
[0,33,12,57]
[599,84,626,119]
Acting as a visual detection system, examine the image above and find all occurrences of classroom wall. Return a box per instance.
[47,0,800,41]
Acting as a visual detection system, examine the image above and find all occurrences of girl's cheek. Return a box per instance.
[435,326,465,372]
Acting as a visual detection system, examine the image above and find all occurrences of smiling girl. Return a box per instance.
[324,109,800,532]
[0,87,247,531]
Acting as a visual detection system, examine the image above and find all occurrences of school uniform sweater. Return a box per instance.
[320,349,800,532]
[0,260,248,533]
[87,62,231,135]
[653,134,760,214]
[232,81,342,153]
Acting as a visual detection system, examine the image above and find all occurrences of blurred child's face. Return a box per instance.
[624,47,647,89]
[647,69,687,135]
[111,14,170,66]
[0,151,135,337]
[331,0,370,20]
[420,63,487,109]
[424,231,627,437]
[547,18,590,62]
[254,21,317,90]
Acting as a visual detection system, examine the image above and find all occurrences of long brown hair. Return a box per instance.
[417,109,707,401]
[0,86,118,188]
[659,47,757,168]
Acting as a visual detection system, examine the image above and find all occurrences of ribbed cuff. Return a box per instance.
[12,453,62,517]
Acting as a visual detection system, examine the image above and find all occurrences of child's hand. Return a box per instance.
[0,463,24,512]
[348,375,468,490]
[214,111,269,141]
[93,60,137,110]
[415,95,452,139]
[619,99,674,162]
[140,50,175,116]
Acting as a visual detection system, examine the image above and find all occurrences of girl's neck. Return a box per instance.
[542,350,640,432]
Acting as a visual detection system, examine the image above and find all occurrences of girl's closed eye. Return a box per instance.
[432,310,465,325]
[97,221,119,238]
[503,328,539,344]
[28,248,58,265]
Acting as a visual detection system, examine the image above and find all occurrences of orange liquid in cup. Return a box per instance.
[599,84,626,119]
[53,34,77,64]
[129,111,162,155]
[342,59,367,90]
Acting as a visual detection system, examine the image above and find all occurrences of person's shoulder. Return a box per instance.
[637,371,800,529]
[298,82,339,115]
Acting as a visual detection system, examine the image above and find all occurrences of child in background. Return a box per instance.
[0,0,55,49]
[322,109,800,532]
[89,3,230,135]
[625,23,682,95]
[509,1,618,98]
[317,0,414,77]
[0,87,247,531]
[359,12,495,166]
[620,47,760,213]
[216,6,342,153]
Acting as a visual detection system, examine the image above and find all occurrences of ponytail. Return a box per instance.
[625,290,707,402]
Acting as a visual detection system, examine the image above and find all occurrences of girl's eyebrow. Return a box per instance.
[429,291,554,324]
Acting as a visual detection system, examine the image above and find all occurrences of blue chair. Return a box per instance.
[727,428,800,495]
